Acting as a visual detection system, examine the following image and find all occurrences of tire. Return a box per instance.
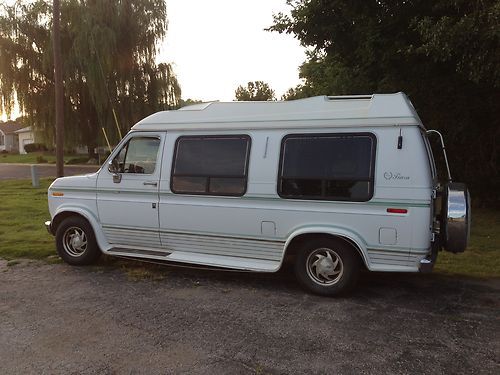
[55,216,101,265]
[294,237,360,296]
[441,182,471,253]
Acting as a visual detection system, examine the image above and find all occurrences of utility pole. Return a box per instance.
[53,0,64,177]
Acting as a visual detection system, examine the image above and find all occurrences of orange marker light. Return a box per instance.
[51,192,64,197]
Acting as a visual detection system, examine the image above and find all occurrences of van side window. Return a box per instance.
[112,137,160,174]
[278,133,376,201]
[171,135,251,196]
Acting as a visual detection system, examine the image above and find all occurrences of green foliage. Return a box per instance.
[179,98,203,107]
[235,81,276,101]
[0,0,181,153]
[271,0,500,204]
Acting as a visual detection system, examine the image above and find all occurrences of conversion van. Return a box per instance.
[45,93,470,295]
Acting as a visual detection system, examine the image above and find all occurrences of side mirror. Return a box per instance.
[108,158,119,172]
[108,159,122,183]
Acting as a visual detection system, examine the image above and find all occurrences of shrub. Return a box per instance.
[24,143,47,153]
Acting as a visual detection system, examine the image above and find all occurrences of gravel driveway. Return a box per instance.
[0,260,498,374]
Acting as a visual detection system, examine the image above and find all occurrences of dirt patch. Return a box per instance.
[0,261,499,374]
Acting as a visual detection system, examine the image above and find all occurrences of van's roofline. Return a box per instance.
[132,92,424,131]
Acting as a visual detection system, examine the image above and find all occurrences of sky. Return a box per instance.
[158,0,306,102]
[1,0,306,121]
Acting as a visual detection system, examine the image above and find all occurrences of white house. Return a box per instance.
[15,126,36,154]
[0,121,25,153]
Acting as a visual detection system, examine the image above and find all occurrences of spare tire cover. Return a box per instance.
[442,182,471,253]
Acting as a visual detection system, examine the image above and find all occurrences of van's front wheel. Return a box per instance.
[294,238,360,296]
[56,216,101,265]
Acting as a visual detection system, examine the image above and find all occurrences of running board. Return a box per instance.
[108,247,171,257]
[105,247,281,272]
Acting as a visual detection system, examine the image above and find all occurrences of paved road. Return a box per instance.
[0,163,99,180]
[0,260,498,374]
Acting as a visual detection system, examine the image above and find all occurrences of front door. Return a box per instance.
[97,133,164,249]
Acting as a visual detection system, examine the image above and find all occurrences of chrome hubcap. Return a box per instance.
[306,248,343,285]
[62,227,87,257]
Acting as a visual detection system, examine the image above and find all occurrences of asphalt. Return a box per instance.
[0,259,498,374]
[0,163,99,180]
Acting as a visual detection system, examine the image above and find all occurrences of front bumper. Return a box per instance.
[45,220,54,235]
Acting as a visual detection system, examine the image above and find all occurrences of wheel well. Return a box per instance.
[51,211,90,235]
[284,233,367,268]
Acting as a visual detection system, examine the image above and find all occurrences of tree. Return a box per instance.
[235,81,276,101]
[179,98,203,107]
[270,0,500,205]
[53,0,64,176]
[0,0,181,154]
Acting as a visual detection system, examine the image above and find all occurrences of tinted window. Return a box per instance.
[112,137,160,174]
[171,136,251,196]
[279,133,376,201]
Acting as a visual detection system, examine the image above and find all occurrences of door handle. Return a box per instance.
[143,181,158,186]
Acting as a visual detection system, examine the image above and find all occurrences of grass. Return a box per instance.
[0,179,55,259]
[434,209,500,278]
[1,152,58,164]
[0,152,98,165]
[0,178,498,278]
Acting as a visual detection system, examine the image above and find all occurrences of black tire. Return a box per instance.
[55,216,101,265]
[294,237,361,296]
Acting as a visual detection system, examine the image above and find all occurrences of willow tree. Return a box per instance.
[0,0,181,153]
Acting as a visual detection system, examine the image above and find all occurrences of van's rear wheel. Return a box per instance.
[294,238,360,296]
[56,217,101,265]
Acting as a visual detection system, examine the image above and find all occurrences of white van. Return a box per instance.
[45,93,470,295]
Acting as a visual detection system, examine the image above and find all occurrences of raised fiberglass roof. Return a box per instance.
[132,92,422,131]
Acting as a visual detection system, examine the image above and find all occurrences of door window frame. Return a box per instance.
[103,132,164,178]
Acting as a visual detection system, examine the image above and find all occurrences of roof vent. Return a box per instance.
[327,95,372,100]
[178,102,216,111]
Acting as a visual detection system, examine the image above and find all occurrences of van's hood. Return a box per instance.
[49,172,98,190]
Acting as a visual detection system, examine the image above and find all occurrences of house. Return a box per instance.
[0,121,25,153]
[15,126,36,154]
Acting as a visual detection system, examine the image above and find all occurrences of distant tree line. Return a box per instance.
[0,0,181,155]
[235,81,276,101]
[268,0,499,205]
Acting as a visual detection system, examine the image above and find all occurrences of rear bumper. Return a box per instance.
[45,220,54,235]
[419,257,434,273]
[419,242,439,273]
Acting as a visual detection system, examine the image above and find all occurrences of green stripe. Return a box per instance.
[55,186,157,195]
[53,187,430,207]
[160,192,431,208]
